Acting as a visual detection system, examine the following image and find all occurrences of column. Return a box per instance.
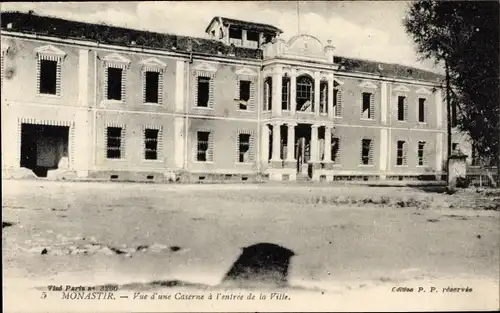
[327,73,334,119]
[286,123,296,161]
[290,68,297,116]
[310,125,319,162]
[324,126,332,162]
[175,60,185,113]
[435,88,443,128]
[271,122,282,161]
[380,82,388,125]
[314,72,320,116]
[272,67,283,116]
[174,117,185,169]
[74,49,91,176]
[261,123,270,164]
[258,33,264,47]
[436,132,443,172]
[379,128,388,179]
[242,29,248,46]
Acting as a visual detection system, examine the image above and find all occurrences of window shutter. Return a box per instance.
[56,60,62,96]
[192,131,197,161]
[357,95,363,118]
[207,132,214,161]
[104,66,109,100]
[249,78,256,111]
[157,127,163,160]
[121,127,126,158]
[1,51,4,89]
[142,126,146,159]
[370,92,375,119]
[423,99,427,123]
[403,141,408,165]
[336,88,343,117]
[121,68,127,104]
[142,70,147,104]
[208,75,215,109]
[192,71,198,108]
[369,139,374,165]
[404,96,408,121]
[236,131,241,161]
[249,133,255,161]
[236,79,240,103]
[104,127,109,159]
[359,140,363,164]
[158,71,164,105]
[36,57,41,94]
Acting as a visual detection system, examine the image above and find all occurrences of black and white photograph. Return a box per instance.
[1,1,499,311]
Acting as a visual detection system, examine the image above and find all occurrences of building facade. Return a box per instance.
[1,12,456,182]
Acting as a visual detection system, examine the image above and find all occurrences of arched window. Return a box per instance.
[296,75,314,111]
[282,76,290,110]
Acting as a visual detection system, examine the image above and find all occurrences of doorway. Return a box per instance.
[295,124,311,176]
[20,123,69,177]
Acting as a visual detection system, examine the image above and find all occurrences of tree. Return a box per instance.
[404,0,500,186]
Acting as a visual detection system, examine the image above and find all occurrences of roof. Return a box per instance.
[334,56,445,83]
[206,16,282,34]
[0,11,263,60]
[1,12,443,84]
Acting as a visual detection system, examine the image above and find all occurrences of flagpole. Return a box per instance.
[296,0,300,35]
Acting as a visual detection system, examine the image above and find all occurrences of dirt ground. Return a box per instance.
[2,179,499,312]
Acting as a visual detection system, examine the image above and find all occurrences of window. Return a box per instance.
[144,71,160,104]
[452,142,459,152]
[144,129,159,160]
[397,96,406,121]
[39,59,58,95]
[264,77,272,111]
[361,92,372,119]
[297,75,314,111]
[238,133,251,163]
[106,127,123,159]
[282,77,290,110]
[418,141,426,166]
[320,81,328,114]
[396,140,407,166]
[239,80,251,102]
[197,131,211,162]
[361,139,373,165]
[331,137,340,163]
[197,77,210,107]
[229,27,242,39]
[107,67,123,101]
[418,98,426,123]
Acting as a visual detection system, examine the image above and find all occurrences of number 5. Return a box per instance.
[41,292,47,299]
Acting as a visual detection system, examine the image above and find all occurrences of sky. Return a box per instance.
[1,1,443,73]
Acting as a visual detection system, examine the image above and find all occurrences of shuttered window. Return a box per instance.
[417,141,427,166]
[143,127,162,160]
[361,92,374,119]
[106,126,125,159]
[418,98,426,123]
[236,132,255,163]
[396,140,408,166]
[193,71,215,108]
[397,96,408,121]
[360,139,374,165]
[196,131,213,162]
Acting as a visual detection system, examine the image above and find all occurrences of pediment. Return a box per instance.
[287,35,324,58]
[140,57,167,68]
[34,44,66,57]
[416,87,432,95]
[235,67,257,76]
[359,81,378,89]
[103,53,131,64]
[393,85,411,93]
[192,62,217,73]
